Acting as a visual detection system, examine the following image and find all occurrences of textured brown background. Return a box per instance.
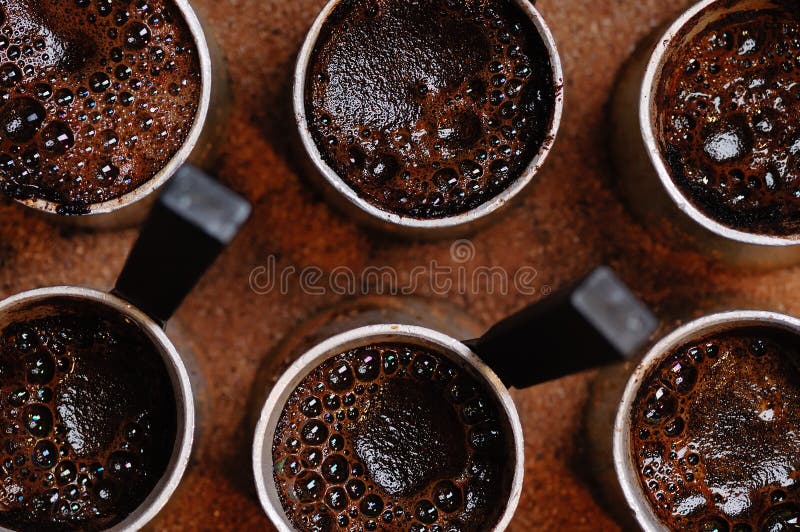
[2,0,799,530]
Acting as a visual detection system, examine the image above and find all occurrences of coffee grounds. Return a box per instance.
[656,4,800,235]
[0,0,201,213]
[272,343,515,531]
[0,311,177,531]
[305,0,556,219]
[630,327,800,530]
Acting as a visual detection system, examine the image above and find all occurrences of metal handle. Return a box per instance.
[465,267,658,389]
[113,165,251,326]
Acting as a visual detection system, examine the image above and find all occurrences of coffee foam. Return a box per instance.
[630,327,800,530]
[306,0,555,219]
[272,344,514,531]
[657,5,800,235]
[0,0,201,211]
[0,311,177,529]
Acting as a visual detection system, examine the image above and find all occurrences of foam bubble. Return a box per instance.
[294,472,325,503]
[345,478,366,499]
[415,499,438,523]
[360,494,384,517]
[321,454,348,484]
[325,486,347,510]
[326,363,354,392]
[433,480,462,513]
[26,352,55,384]
[123,22,151,49]
[24,404,53,437]
[703,119,752,163]
[1,97,46,142]
[41,122,75,155]
[355,351,380,382]
[304,448,322,468]
[32,441,58,469]
[0,63,22,87]
[301,420,329,445]
[301,396,323,418]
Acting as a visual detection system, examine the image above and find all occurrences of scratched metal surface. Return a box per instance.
[2,0,797,530]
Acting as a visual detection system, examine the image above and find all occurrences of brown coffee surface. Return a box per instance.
[0,311,177,531]
[272,344,515,531]
[0,0,201,213]
[630,327,800,531]
[656,5,800,236]
[305,0,556,219]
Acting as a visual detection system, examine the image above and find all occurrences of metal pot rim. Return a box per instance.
[12,0,213,217]
[612,310,800,531]
[0,286,195,532]
[252,323,525,531]
[292,0,564,232]
[639,0,800,247]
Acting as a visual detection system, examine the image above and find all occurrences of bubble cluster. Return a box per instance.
[630,327,800,530]
[0,312,177,530]
[272,343,514,531]
[0,0,201,212]
[657,6,800,235]
[306,0,556,219]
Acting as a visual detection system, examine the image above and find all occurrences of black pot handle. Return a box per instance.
[113,165,251,327]
[465,267,658,389]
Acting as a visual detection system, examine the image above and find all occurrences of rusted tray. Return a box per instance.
[2,0,796,530]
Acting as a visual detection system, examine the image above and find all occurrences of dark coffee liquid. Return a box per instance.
[0,0,201,213]
[0,311,177,530]
[305,0,556,219]
[656,5,800,235]
[272,344,514,531]
[630,327,800,530]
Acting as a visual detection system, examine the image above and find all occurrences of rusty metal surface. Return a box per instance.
[2,0,798,530]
